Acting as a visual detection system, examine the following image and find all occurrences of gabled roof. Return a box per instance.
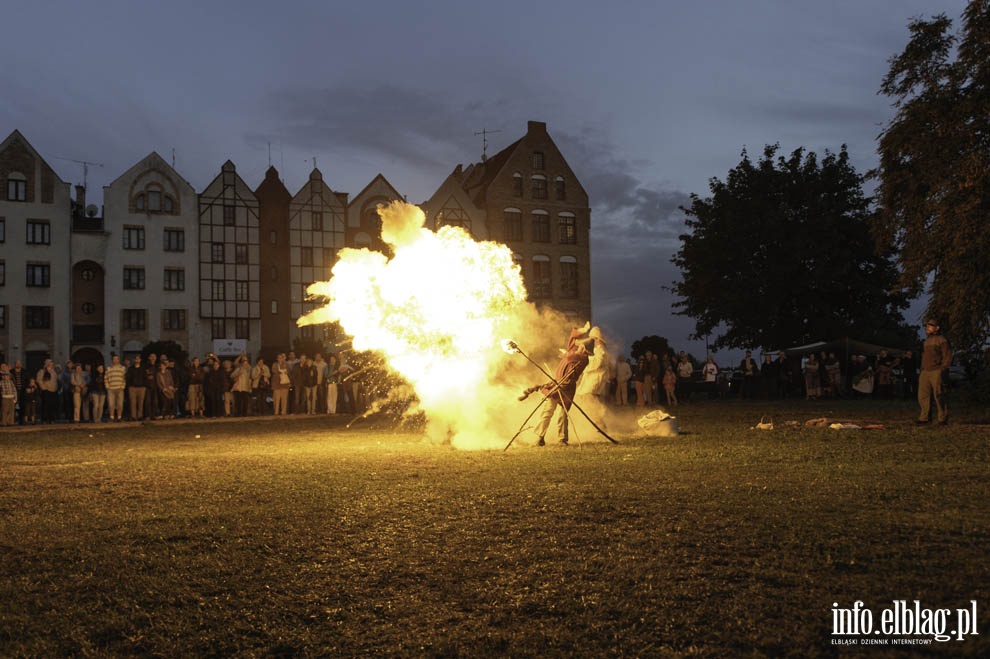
[0,129,67,183]
[461,137,523,206]
[105,151,195,191]
[348,173,403,208]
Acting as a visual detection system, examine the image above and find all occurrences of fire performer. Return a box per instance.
[533,322,596,446]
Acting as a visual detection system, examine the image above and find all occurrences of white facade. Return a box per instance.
[102,152,205,358]
[0,130,72,372]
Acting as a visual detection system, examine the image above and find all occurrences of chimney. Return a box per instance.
[75,185,86,209]
[527,120,547,135]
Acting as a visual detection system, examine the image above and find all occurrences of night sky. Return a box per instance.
[1,0,963,361]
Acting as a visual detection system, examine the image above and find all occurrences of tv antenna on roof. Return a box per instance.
[55,156,104,189]
[474,128,502,162]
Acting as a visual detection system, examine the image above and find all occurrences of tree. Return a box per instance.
[874,3,990,352]
[671,145,913,351]
[630,335,674,361]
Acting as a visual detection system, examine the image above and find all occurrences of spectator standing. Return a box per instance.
[326,354,341,414]
[126,355,146,420]
[702,355,719,398]
[11,360,26,424]
[917,319,951,425]
[0,367,16,426]
[186,358,206,418]
[105,355,127,421]
[738,351,758,398]
[251,357,271,415]
[614,355,632,406]
[662,365,678,407]
[676,353,694,402]
[271,353,291,415]
[90,364,107,422]
[804,354,822,399]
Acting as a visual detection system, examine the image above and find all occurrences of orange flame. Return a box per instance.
[299,201,569,449]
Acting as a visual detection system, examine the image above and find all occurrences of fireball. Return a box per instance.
[300,200,565,449]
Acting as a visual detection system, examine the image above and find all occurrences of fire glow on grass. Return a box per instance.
[299,201,565,449]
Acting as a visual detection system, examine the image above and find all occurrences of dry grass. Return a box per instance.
[1,399,988,657]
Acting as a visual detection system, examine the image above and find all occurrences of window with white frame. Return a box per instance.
[531,256,551,299]
[164,228,184,252]
[163,268,185,291]
[7,174,27,201]
[26,263,50,287]
[123,225,145,250]
[26,220,50,245]
[123,267,145,290]
[122,309,146,331]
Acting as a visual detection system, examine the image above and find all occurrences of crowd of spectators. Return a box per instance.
[608,348,919,407]
[0,351,368,427]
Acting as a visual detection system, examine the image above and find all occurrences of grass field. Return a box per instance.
[1,398,988,657]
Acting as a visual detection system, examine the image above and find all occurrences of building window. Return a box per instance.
[560,257,578,299]
[312,212,323,231]
[211,318,226,340]
[512,173,523,197]
[531,211,550,243]
[134,189,175,214]
[123,225,145,250]
[7,176,27,201]
[123,267,145,290]
[122,309,146,331]
[26,263,51,287]
[235,318,250,339]
[0,260,4,286]
[503,209,523,242]
[163,309,186,331]
[80,265,96,281]
[211,243,224,263]
[164,228,185,252]
[555,176,566,200]
[82,302,96,315]
[558,215,577,244]
[531,256,551,299]
[323,248,336,269]
[0,305,5,329]
[300,325,314,340]
[235,281,249,301]
[271,300,278,315]
[0,218,5,242]
[531,176,547,199]
[26,220,50,245]
[271,265,278,281]
[25,305,51,329]
[269,230,277,245]
[212,280,225,300]
[223,205,235,225]
[301,247,313,266]
[163,268,185,291]
[235,244,248,264]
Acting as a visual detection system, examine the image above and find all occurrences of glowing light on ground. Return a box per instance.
[300,201,569,449]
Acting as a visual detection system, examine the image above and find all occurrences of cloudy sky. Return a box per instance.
[1,0,964,362]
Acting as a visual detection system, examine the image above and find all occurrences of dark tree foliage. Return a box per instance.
[671,145,913,351]
[630,335,674,361]
[874,3,990,352]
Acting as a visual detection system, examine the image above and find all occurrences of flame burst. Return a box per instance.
[300,201,566,449]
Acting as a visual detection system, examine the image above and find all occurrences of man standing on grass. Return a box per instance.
[534,323,594,446]
[917,318,952,425]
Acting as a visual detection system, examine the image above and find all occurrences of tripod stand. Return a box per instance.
[503,340,618,450]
